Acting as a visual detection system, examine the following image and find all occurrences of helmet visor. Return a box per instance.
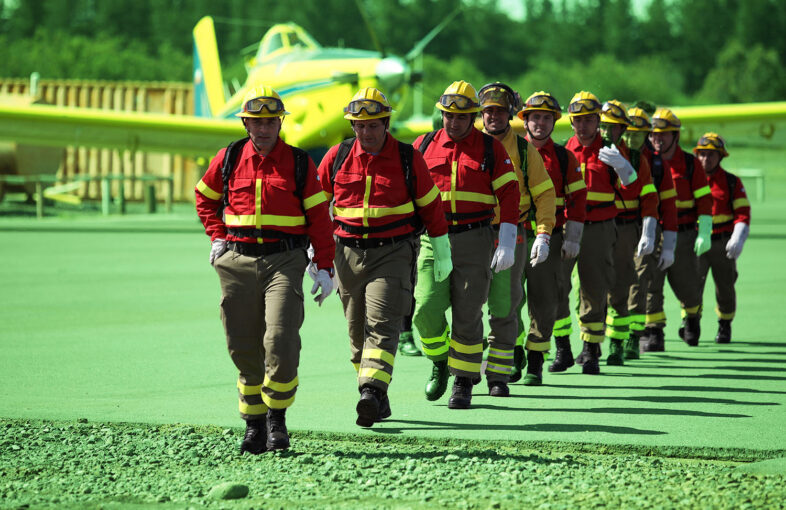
[439,94,479,111]
[244,96,285,115]
[652,117,680,130]
[527,94,560,111]
[568,98,601,114]
[344,99,391,116]
[698,135,725,150]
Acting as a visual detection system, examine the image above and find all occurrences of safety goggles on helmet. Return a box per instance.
[697,135,725,150]
[439,94,480,111]
[652,116,680,130]
[568,98,602,115]
[479,86,513,109]
[243,96,286,115]
[344,99,392,117]
[601,102,629,124]
[527,94,560,111]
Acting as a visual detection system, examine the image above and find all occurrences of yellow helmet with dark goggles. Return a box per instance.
[600,100,631,125]
[626,107,652,132]
[478,82,520,117]
[568,91,601,117]
[436,81,481,113]
[343,87,393,120]
[693,132,729,157]
[518,91,561,120]
[236,86,289,118]
[651,108,681,132]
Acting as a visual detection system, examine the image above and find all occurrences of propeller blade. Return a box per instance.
[354,0,385,56]
[405,7,463,62]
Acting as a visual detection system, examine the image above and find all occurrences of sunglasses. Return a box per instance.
[568,98,601,114]
[344,99,391,116]
[439,94,479,110]
[244,97,285,115]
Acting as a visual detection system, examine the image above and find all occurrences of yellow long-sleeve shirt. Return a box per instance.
[488,127,556,235]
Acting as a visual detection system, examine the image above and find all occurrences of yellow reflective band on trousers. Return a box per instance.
[449,337,484,354]
[553,316,572,336]
[420,327,450,358]
[680,304,701,318]
[197,179,222,200]
[606,315,632,326]
[303,191,327,211]
[716,307,735,320]
[237,380,262,395]
[659,188,677,200]
[492,171,518,191]
[587,191,615,202]
[358,367,391,384]
[733,198,750,209]
[486,362,512,375]
[579,320,604,343]
[352,362,360,372]
[646,311,666,324]
[239,402,268,415]
[415,185,440,208]
[580,331,605,342]
[566,179,586,194]
[488,348,514,360]
[605,327,629,340]
[448,357,482,373]
[263,374,298,393]
[362,348,396,367]
[629,313,645,331]
[262,392,295,409]
[694,185,711,199]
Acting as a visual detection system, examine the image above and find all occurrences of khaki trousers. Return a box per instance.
[577,220,617,343]
[606,221,640,340]
[523,229,564,351]
[214,248,307,420]
[699,233,737,320]
[646,228,702,328]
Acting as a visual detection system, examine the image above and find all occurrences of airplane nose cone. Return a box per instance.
[375,56,407,93]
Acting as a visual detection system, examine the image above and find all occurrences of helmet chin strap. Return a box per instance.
[487,124,509,136]
[526,124,553,142]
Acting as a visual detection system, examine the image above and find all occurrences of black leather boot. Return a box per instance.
[239,418,266,455]
[265,408,290,450]
[682,316,701,346]
[581,342,601,375]
[549,336,575,372]
[715,319,732,343]
[356,385,381,427]
[448,376,473,409]
[523,350,544,386]
[425,360,449,401]
[509,345,526,383]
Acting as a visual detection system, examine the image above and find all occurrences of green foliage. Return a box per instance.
[697,42,786,103]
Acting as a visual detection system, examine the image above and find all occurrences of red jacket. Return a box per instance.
[565,133,620,223]
[317,135,448,239]
[530,137,586,228]
[707,166,751,235]
[195,137,335,270]
[641,145,678,232]
[659,145,712,226]
[615,140,659,221]
[414,128,520,227]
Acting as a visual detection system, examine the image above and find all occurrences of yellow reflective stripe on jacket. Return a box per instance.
[239,402,268,415]
[225,213,306,227]
[324,191,334,202]
[566,179,586,194]
[237,381,262,395]
[586,191,615,202]
[659,188,677,200]
[261,393,295,409]
[640,184,657,196]
[263,374,298,393]
[362,348,395,367]
[415,185,440,208]
[713,214,733,224]
[529,178,553,197]
[363,176,372,234]
[440,190,497,205]
[694,185,711,199]
[333,202,415,218]
[358,367,391,384]
[675,199,695,209]
[448,357,482,373]
[450,160,458,223]
[615,199,639,210]
[733,197,750,209]
[302,191,327,211]
[492,171,518,191]
[555,197,565,206]
[449,338,484,355]
[197,179,222,200]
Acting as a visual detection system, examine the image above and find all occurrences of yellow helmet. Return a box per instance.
[600,99,630,125]
[626,107,652,132]
[568,91,601,117]
[436,80,481,113]
[343,87,393,121]
[236,86,289,118]
[518,91,561,120]
[478,82,520,117]
[651,108,681,132]
[693,132,729,157]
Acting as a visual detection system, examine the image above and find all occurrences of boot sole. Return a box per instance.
[266,439,289,451]
[523,376,542,386]
[448,398,471,409]
[606,357,624,366]
[548,361,575,372]
[356,398,379,428]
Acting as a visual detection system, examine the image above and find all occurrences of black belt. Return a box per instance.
[678,222,697,232]
[337,233,413,250]
[711,231,732,241]
[228,238,307,256]
[448,219,491,234]
[584,218,613,225]
[615,216,641,225]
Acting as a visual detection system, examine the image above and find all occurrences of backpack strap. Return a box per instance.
[553,142,569,182]
[218,136,250,218]
[684,151,695,182]
[330,137,356,187]
[417,130,438,154]
[481,132,495,173]
[651,153,664,189]
[516,134,534,220]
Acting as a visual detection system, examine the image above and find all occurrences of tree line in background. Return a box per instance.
[1,0,785,112]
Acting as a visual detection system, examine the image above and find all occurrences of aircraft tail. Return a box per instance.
[192,16,225,117]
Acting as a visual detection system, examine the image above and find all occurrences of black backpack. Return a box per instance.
[417,129,495,173]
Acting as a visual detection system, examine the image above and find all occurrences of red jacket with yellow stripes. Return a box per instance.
[195,137,335,270]
[707,166,751,235]
[641,145,678,232]
[317,135,448,239]
[531,137,587,228]
[565,133,622,223]
[413,128,520,227]
[615,140,659,221]
[660,145,712,227]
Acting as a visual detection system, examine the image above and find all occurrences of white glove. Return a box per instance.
[598,145,637,185]
[210,238,227,265]
[637,216,657,257]
[310,269,334,306]
[490,222,517,273]
[726,222,749,260]
[530,233,551,266]
[658,230,677,270]
[561,220,583,260]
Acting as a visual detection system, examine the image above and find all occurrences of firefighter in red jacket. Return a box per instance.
[565,91,639,374]
[317,87,450,427]
[623,106,678,359]
[195,86,335,454]
[693,132,751,343]
[642,108,712,350]
[413,80,520,409]
[519,91,587,375]
[599,100,658,366]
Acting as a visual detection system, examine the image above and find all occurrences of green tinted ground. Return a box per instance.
[1,137,785,507]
